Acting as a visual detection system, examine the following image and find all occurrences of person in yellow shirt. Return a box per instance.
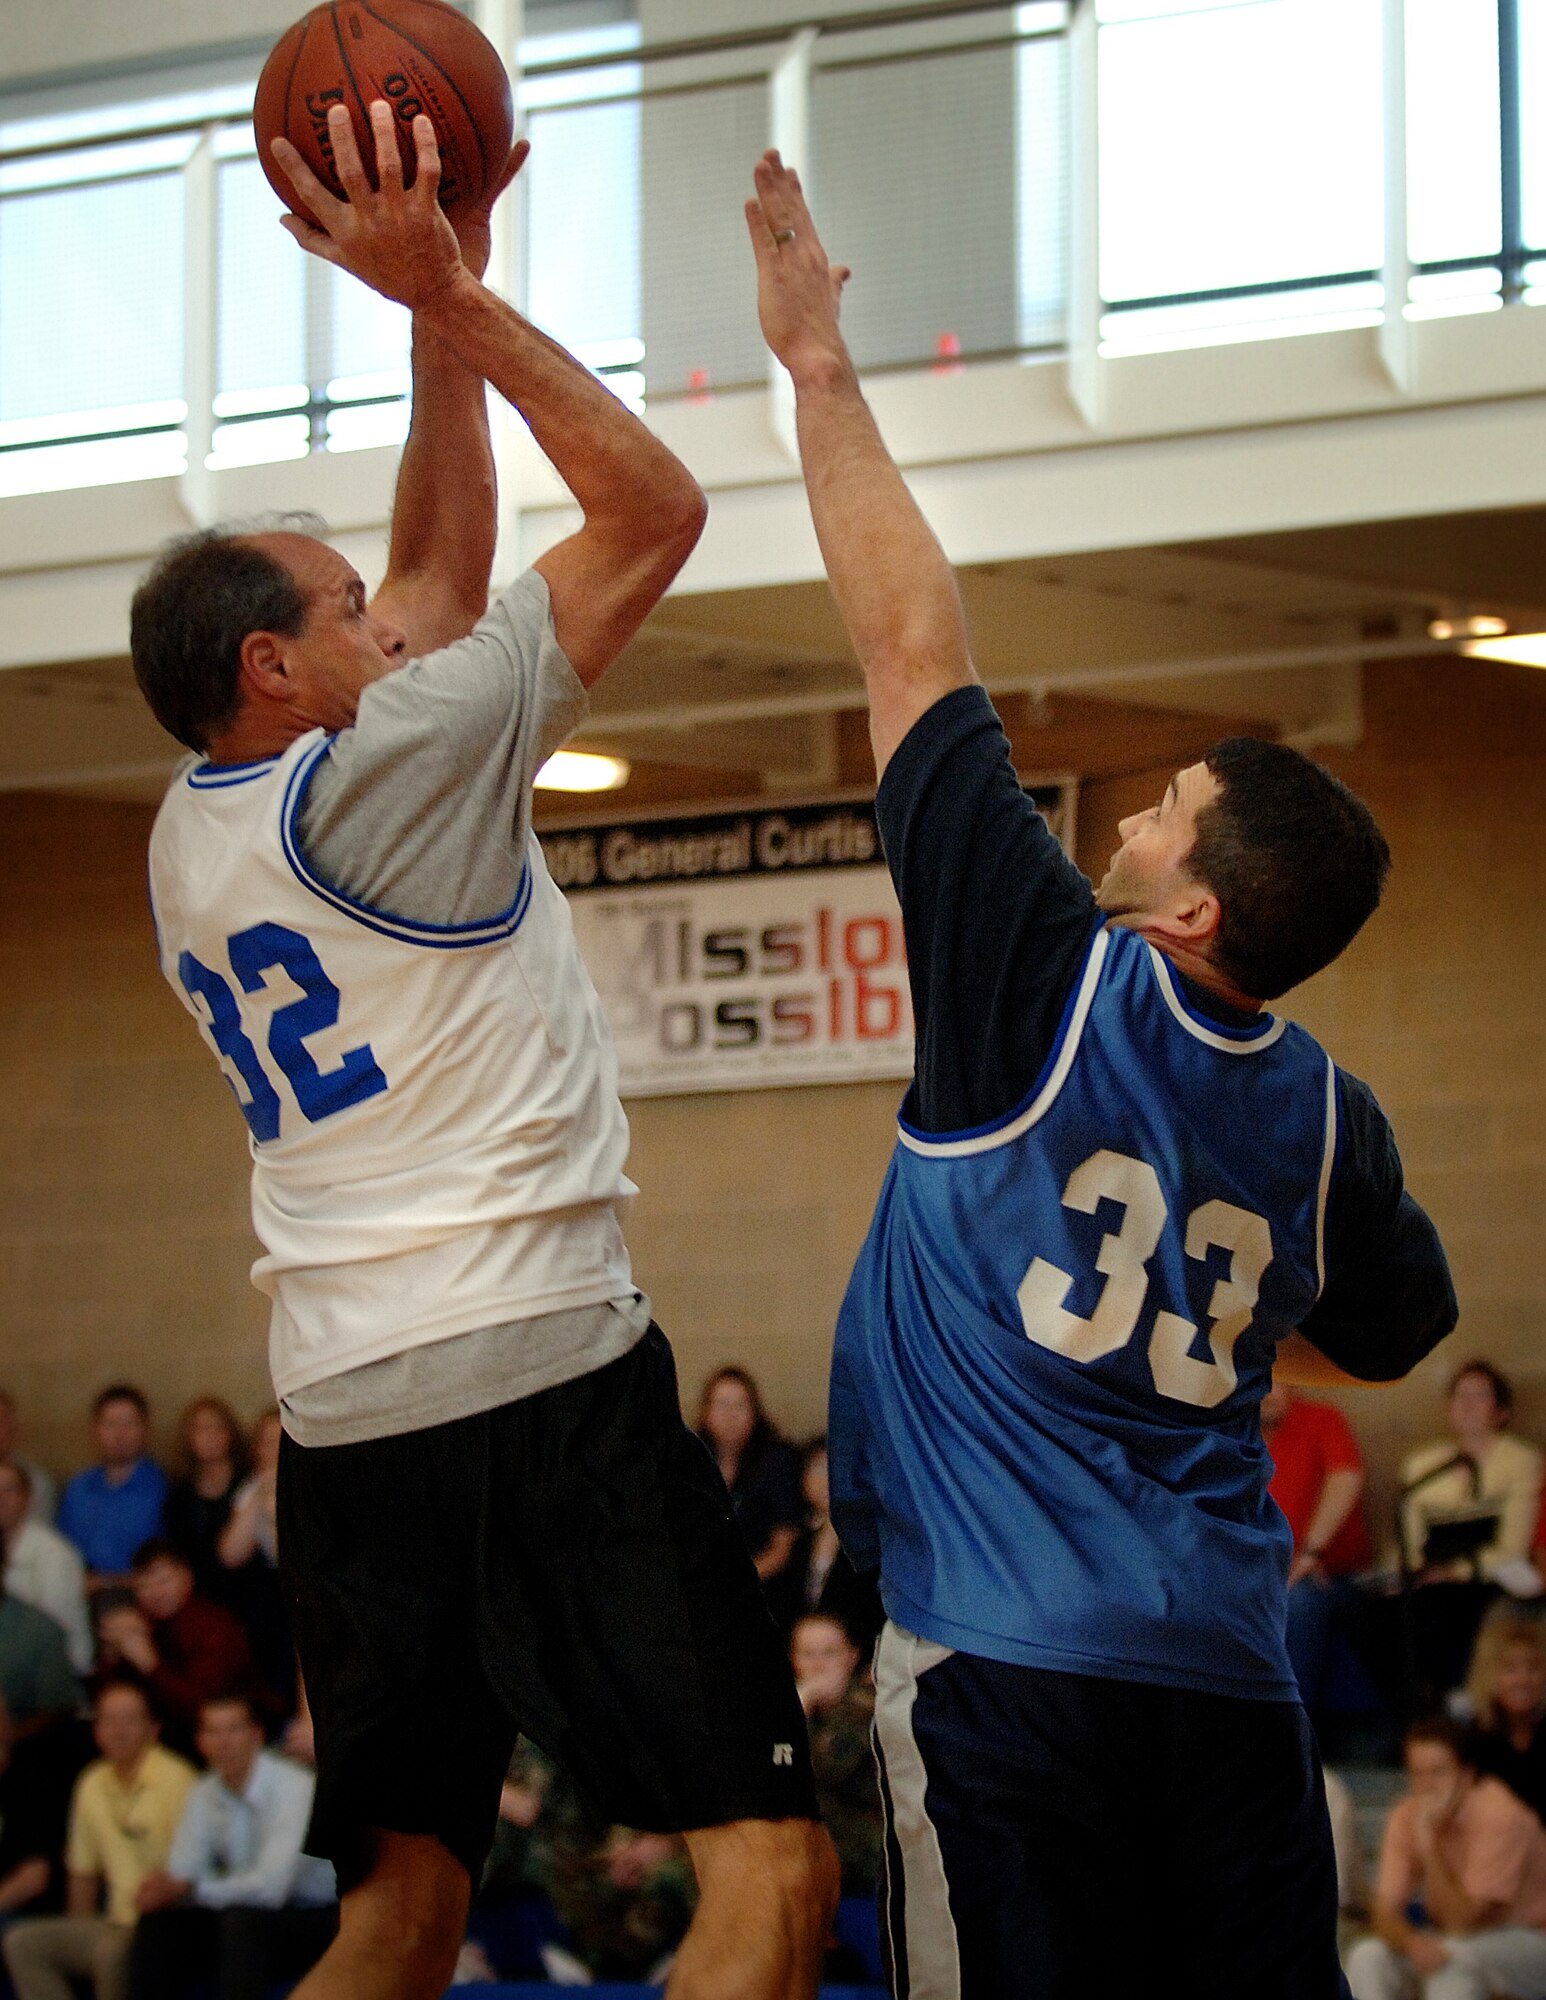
[3,1680,195,2000]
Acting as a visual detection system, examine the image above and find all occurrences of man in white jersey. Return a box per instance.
[131,105,836,2000]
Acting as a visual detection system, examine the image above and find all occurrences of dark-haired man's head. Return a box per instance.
[93,1386,150,1473]
[130,518,407,757]
[131,1541,194,1623]
[197,1694,265,1792]
[93,1680,158,1771]
[1095,738,1390,1002]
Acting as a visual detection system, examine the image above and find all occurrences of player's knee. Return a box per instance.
[751,1817,842,1929]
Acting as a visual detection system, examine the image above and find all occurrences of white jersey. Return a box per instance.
[147,729,636,1400]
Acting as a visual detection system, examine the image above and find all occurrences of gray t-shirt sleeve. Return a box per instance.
[295,567,586,926]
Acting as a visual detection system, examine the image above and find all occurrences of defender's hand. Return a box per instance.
[273,101,464,311]
[745,149,851,382]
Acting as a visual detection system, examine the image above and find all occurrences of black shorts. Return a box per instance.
[872,1623,1352,2000]
[277,1325,818,1891]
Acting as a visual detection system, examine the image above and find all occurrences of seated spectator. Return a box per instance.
[163,1401,246,1603]
[0,1588,79,1738]
[695,1367,802,1583]
[1347,1715,1546,1999]
[126,1693,336,2000]
[1262,1381,1373,1712]
[217,1412,293,1720]
[0,1696,71,1947]
[56,1389,168,1590]
[0,1397,55,1525]
[0,1463,92,1677]
[2,1681,195,2000]
[768,1438,883,1655]
[1466,1617,1546,1825]
[792,1613,882,1896]
[97,1543,254,1755]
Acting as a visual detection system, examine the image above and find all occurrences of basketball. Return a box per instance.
[254,0,514,225]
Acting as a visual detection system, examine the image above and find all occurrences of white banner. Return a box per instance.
[539,784,1076,1099]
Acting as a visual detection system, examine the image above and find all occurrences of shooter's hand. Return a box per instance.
[745,149,851,382]
[272,101,465,312]
[452,138,529,281]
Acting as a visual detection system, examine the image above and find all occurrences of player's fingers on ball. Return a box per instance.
[411,115,442,197]
[494,138,530,197]
[368,101,405,189]
[327,103,369,195]
[271,140,344,223]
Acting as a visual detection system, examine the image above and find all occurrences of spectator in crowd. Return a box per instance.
[56,1390,167,1590]
[791,1613,882,1896]
[1348,1714,1546,1998]
[0,1464,91,1678]
[0,1398,55,1526]
[96,1544,253,1755]
[695,1368,803,1582]
[1261,1381,1373,1712]
[0,1588,79,1737]
[2,1680,195,2000]
[1466,1617,1546,1826]
[0,1696,70,1955]
[1394,1363,1545,1703]
[126,1692,336,2000]
[768,1439,883,1654]
[216,1412,293,1719]
[163,1402,246,1604]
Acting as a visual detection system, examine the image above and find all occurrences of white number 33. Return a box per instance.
[1017,1149,1273,1409]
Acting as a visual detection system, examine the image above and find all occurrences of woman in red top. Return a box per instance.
[1263,1383,1373,1715]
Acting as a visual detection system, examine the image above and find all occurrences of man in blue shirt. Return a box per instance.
[56,1388,167,1586]
[746,155,1458,1999]
[127,1692,337,2000]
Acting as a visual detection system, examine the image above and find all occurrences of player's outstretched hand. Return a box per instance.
[745,149,851,382]
[453,137,530,282]
[272,100,464,312]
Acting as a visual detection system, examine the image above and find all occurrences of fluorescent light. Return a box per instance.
[1429,613,1508,640]
[1461,632,1546,668]
[534,751,630,792]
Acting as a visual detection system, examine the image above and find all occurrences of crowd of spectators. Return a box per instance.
[16,1355,1546,1990]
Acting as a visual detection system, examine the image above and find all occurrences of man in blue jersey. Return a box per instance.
[746,155,1458,1999]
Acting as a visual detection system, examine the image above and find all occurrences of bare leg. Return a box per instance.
[289,1831,468,2000]
[669,1818,840,2000]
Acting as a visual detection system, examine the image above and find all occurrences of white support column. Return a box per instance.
[1064,0,1102,430]
[1378,0,1414,392]
[472,0,526,582]
[179,125,219,527]
[767,27,817,460]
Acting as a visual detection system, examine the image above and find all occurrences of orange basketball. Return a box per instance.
[254,0,514,226]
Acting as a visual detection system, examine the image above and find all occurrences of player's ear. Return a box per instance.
[1167,881,1222,946]
[238,628,292,700]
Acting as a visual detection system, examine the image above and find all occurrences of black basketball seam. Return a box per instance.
[358,0,494,188]
[328,1,375,190]
[279,18,309,173]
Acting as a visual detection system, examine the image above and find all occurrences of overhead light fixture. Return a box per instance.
[1460,631,1546,669]
[534,750,631,792]
[1427,613,1508,640]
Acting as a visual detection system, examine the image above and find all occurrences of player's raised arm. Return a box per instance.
[368,141,529,659]
[274,104,704,684]
[746,150,977,776]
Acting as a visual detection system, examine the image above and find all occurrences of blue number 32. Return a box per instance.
[178,922,388,1142]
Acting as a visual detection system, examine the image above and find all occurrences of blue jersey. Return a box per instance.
[831,923,1339,1701]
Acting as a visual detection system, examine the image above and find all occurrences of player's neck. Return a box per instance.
[1120,927,1264,1017]
[202,710,309,767]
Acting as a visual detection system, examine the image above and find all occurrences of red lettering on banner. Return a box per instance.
[844,915,894,970]
[856,971,902,1040]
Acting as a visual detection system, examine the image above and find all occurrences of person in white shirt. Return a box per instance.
[0,1462,92,1675]
[0,1395,56,1525]
[127,1693,336,2000]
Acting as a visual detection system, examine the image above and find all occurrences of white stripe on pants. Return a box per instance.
[1346,1928,1546,2000]
[873,1619,960,2000]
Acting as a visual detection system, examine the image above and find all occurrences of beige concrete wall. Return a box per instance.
[2,653,1543,1522]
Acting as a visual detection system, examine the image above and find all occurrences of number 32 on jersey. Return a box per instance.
[178,921,387,1142]
[1017,1148,1273,1409]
